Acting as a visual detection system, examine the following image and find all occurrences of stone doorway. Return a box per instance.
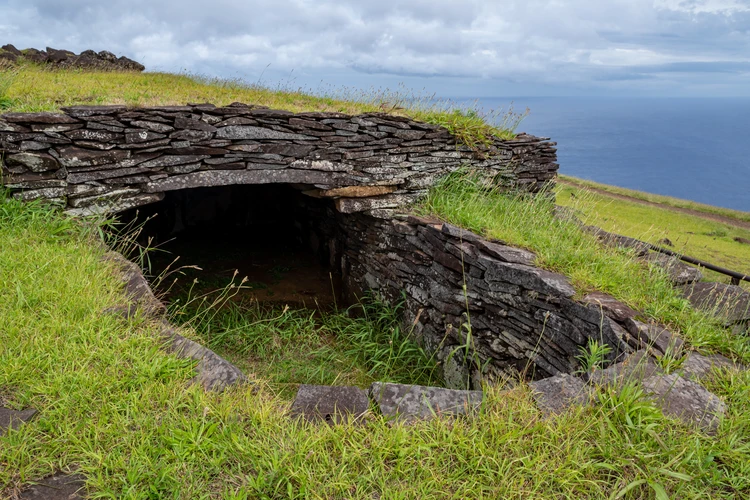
[117,184,344,310]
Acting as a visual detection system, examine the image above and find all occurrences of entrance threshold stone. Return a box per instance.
[369,382,483,422]
[291,385,370,424]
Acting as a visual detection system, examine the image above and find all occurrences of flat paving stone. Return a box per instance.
[680,352,743,382]
[18,472,85,499]
[0,407,37,435]
[682,282,750,328]
[587,350,662,388]
[529,373,592,416]
[642,373,726,434]
[291,385,370,424]
[369,382,482,422]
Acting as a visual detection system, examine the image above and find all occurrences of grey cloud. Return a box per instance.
[0,0,748,96]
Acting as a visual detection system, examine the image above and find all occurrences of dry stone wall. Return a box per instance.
[334,213,684,388]
[0,103,558,216]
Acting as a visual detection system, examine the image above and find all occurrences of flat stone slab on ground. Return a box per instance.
[642,373,726,434]
[624,319,684,357]
[643,253,702,285]
[529,373,592,416]
[680,352,743,382]
[162,322,246,392]
[291,385,370,423]
[0,407,37,435]
[682,282,750,327]
[18,472,85,499]
[587,350,661,388]
[369,382,482,422]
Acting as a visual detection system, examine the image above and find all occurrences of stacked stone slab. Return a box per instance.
[0,103,558,216]
[0,44,144,71]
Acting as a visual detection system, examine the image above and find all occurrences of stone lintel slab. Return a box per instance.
[143,169,353,193]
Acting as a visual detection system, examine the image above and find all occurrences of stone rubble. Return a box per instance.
[529,347,742,435]
[0,43,144,71]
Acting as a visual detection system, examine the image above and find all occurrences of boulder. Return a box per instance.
[45,46,74,63]
[1,44,22,56]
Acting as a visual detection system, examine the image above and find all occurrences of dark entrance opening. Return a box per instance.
[117,184,343,309]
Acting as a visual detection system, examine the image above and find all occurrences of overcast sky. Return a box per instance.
[1,0,749,97]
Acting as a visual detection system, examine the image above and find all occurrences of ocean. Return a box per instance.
[475,97,750,212]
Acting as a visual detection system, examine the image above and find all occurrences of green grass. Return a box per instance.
[0,64,522,146]
[174,299,440,399]
[556,179,750,289]
[420,171,750,362]
[3,190,750,498]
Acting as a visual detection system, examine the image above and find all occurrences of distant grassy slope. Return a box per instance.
[557,177,750,287]
[559,175,750,225]
[0,65,522,144]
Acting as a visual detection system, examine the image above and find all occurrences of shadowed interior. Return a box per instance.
[117,184,344,309]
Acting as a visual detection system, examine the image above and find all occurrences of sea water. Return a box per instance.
[477,97,750,212]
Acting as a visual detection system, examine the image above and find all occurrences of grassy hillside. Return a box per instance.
[2,67,750,498]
